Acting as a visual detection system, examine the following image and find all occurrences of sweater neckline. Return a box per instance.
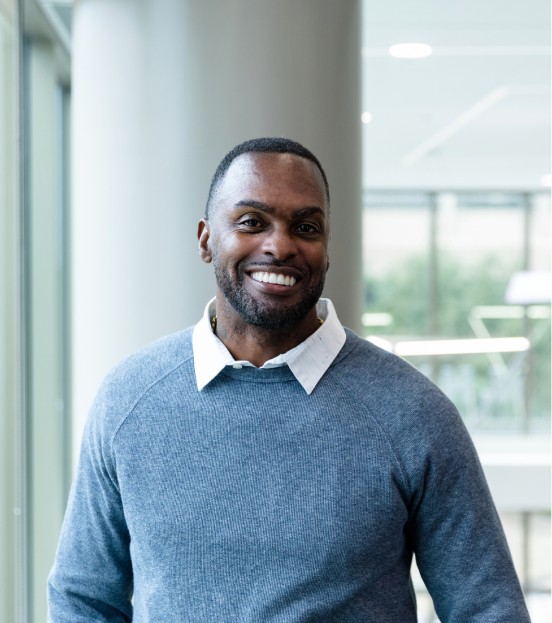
[219,329,361,385]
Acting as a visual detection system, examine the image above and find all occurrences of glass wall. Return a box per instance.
[0,1,72,621]
[0,2,20,622]
[24,35,72,620]
[362,190,551,433]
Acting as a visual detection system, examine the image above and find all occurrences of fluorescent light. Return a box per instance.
[366,336,393,352]
[540,174,552,187]
[527,305,551,319]
[505,271,552,304]
[472,306,525,319]
[361,111,373,124]
[389,43,432,59]
[394,337,530,357]
[471,305,551,319]
[362,312,392,326]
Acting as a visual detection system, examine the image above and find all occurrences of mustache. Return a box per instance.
[239,259,307,274]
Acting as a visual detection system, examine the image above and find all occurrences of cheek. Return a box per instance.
[302,245,328,275]
[216,235,258,270]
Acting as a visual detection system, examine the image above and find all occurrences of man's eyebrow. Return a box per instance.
[233,201,325,219]
[291,207,325,218]
[234,200,275,214]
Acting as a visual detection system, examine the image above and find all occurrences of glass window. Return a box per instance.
[0,3,73,620]
[0,2,19,622]
[24,40,72,623]
[363,190,551,433]
[363,193,431,337]
[529,193,552,429]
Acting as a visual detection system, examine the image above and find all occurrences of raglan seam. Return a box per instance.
[109,353,195,456]
[330,371,413,500]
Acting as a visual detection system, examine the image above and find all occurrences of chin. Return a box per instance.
[215,260,325,331]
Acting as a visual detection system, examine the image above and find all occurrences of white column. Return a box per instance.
[72,0,362,460]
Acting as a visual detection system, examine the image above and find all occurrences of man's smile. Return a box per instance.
[249,270,297,287]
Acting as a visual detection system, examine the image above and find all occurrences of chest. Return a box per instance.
[116,391,409,577]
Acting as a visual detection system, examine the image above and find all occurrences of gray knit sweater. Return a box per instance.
[48,327,529,622]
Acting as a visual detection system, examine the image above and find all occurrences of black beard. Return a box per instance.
[214,258,326,331]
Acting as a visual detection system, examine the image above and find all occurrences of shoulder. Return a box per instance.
[329,330,473,489]
[109,325,194,383]
[85,326,195,445]
[333,329,452,416]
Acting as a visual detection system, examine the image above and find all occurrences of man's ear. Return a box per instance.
[198,219,212,264]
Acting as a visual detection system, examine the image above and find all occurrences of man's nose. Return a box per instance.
[261,226,298,261]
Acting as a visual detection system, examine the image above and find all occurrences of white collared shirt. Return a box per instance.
[192,297,346,394]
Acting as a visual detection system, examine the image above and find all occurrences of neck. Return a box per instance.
[213,290,320,367]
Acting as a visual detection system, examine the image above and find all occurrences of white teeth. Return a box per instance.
[250,271,297,286]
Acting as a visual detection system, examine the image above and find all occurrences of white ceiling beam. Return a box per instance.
[401,85,551,167]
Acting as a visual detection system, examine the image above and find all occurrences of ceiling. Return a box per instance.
[362,0,551,190]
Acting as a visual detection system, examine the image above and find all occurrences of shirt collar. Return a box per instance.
[192,297,346,394]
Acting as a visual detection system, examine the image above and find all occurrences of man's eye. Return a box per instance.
[242,219,261,227]
[297,223,317,233]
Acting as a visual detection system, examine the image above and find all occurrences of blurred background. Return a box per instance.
[0,0,549,621]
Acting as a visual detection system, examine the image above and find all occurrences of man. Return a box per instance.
[48,138,529,622]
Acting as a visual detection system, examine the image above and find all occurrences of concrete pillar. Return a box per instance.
[72,0,362,459]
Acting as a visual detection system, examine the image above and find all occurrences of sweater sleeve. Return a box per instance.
[405,397,530,623]
[47,380,133,622]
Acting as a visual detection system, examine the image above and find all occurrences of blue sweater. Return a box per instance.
[48,328,529,622]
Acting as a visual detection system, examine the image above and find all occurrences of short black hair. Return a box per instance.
[205,137,329,218]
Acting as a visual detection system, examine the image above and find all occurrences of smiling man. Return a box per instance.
[194,140,337,386]
[48,138,529,623]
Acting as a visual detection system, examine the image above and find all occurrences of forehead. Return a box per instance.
[215,152,328,212]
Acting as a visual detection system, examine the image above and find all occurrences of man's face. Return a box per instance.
[201,152,330,331]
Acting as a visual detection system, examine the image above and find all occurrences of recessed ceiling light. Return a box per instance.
[540,174,552,187]
[389,43,432,59]
[361,111,373,124]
